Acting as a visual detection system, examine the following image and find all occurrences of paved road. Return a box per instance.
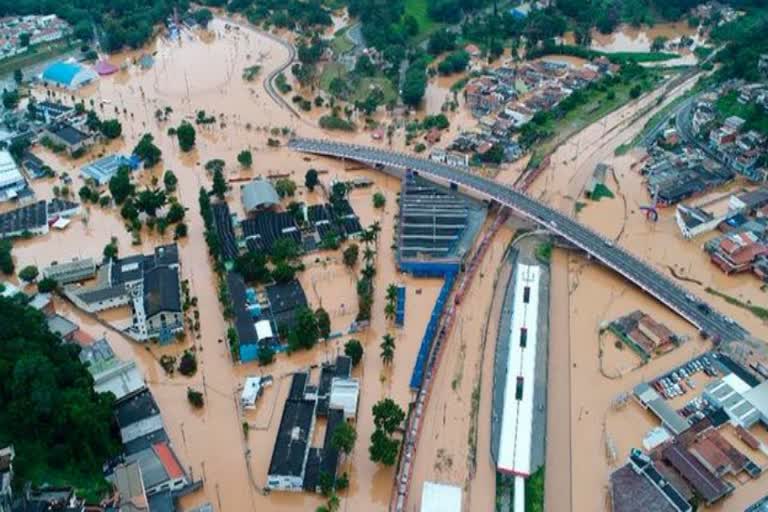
[289,137,750,342]
[259,30,299,118]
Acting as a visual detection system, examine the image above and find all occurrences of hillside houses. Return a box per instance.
[0,15,71,61]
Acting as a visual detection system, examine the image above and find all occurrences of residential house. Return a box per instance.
[710,231,768,274]
[42,122,93,155]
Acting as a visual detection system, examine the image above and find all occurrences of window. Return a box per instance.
[523,286,530,303]
[515,377,524,400]
[519,327,527,348]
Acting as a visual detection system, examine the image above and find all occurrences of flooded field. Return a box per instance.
[563,21,703,54]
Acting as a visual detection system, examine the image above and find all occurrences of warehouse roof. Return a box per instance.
[241,179,280,213]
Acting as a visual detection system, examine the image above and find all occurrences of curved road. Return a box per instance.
[259,30,300,118]
[288,137,750,343]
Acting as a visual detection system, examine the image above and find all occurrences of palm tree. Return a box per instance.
[363,246,376,265]
[386,284,398,304]
[360,229,375,246]
[369,221,381,243]
[361,263,376,280]
[384,301,395,320]
[380,334,395,365]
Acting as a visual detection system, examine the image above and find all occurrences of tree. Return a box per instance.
[427,29,456,55]
[2,89,20,110]
[344,339,363,366]
[205,159,225,174]
[174,222,188,239]
[163,170,178,192]
[275,178,297,198]
[272,261,296,283]
[384,302,395,321]
[0,296,120,492]
[19,32,30,47]
[133,133,162,167]
[37,277,58,293]
[343,244,359,268]
[178,350,197,376]
[176,122,196,152]
[166,201,185,223]
[331,422,357,454]
[100,118,122,139]
[258,345,275,365]
[651,36,668,52]
[237,149,253,168]
[270,238,299,263]
[379,333,395,365]
[305,169,319,191]
[18,265,39,283]
[193,8,214,28]
[235,252,271,283]
[287,306,319,351]
[103,237,118,261]
[372,192,386,209]
[402,60,427,108]
[13,69,22,85]
[135,188,167,217]
[187,388,204,408]
[372,398,405,434]
[109,166,134,204]
[212,169,227,199]
[369,428,399,466]
[354,54,376,76]
[316,308,331,339]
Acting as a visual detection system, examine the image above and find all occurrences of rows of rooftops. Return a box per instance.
[614,350,768,511]
[446,56,618,164]
[643,80,768,210]
[0,15,71,61]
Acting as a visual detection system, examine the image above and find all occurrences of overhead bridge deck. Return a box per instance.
[288,137,749,343]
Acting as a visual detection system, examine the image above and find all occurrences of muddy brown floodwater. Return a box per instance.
[13,14,764,512]
[9,18,456,512]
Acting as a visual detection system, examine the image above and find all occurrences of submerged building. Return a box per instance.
[65,244,183,342]
[266,356,358,493]
[41,61,98,89]
[397,171,486,276]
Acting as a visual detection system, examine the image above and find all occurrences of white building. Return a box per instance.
[0,151,26,202]
[420,481,462,512]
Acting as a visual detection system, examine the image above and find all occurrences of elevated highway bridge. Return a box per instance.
[289,137,749,343]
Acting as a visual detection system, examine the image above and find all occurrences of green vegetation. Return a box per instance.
[588,183,615,201]
[0,240,14,275]
[242,65,261,81]
[237,149,253,168]
[520,63,665,156]
[404,0,438,36]
[369,398,405,466]
[715,90,768,136]
[535,241,553,264]
[525,466,545,512]
[0,295,119,499]
[18,265,39,283]
[343,243,359,268]
[319,114,357,132]
[705,287,768,321]
[373,192,386,209]
[330,27,354,54]
[331,421,357,454]
[133,133,162,167]
[380,333,395,365]
[528,43,678,64]
[176,122,196,152]
[344,338,364,366]
[187,388,204,408]
[0,39,78,76]
[711,8,768,82]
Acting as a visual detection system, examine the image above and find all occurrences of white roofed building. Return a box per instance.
[420,481,462,512]
[0,151,26,202]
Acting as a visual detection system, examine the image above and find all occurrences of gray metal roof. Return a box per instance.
[241,179,280,212]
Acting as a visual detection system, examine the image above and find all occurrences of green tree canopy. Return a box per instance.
[0,296,120,491]
[372,398,405,434]
[176,122,196,152]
